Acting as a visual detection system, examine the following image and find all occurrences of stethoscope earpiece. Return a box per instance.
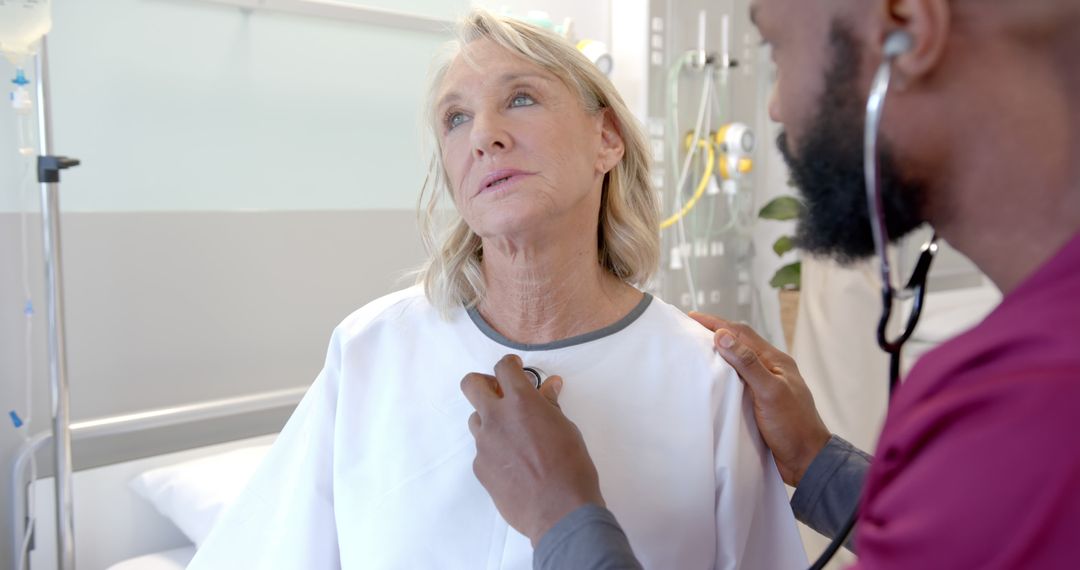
[883,30,914,59]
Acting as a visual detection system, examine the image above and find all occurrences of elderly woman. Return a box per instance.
[189,10,805,570]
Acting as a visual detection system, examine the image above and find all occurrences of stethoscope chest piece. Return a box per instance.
[522,366,547,390]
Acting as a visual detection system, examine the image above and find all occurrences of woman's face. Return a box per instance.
[435,39,624,243]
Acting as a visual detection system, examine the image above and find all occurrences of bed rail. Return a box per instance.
[9,386,306,570]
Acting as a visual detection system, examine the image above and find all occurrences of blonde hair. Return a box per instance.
[417,9,660,314]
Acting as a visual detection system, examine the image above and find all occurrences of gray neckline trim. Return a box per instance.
[466,293,653,351]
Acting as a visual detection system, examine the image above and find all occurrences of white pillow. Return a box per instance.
[129,444,271,547]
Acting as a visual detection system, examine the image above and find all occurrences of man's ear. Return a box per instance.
[886,0,951,86]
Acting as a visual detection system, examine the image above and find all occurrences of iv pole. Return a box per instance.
[34,35,80,570]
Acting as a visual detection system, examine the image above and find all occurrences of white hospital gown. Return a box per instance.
[188,286,807,569]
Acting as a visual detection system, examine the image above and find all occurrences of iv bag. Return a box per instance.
[0,0,52,61]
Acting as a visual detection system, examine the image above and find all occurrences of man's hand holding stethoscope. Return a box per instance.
[461,354,606,546]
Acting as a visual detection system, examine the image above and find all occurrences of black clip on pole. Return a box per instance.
[38,155,81,183]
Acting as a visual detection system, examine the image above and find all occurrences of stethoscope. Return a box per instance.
[808,30,940,570]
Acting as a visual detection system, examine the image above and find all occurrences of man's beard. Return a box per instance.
[777,23,927,264]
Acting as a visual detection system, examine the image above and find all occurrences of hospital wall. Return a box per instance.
[0,0,469,558]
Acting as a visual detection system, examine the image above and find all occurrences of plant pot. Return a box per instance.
[778,289,800,350]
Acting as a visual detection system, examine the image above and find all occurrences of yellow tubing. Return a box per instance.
[660,138,716,230]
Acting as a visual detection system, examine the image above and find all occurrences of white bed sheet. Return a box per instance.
[106,545,196,570]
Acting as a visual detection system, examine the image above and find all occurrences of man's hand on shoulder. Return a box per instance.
[690,313,831,486]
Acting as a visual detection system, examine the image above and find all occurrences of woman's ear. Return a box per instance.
[596,109,626,174]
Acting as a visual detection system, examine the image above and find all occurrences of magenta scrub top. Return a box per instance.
[853,231,1080,568]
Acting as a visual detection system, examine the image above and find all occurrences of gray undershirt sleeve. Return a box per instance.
[533,504,644,570]
[790,434,872,551]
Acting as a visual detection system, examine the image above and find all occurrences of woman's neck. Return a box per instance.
[477,235,643,345]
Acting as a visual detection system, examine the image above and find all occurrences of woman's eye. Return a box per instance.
[446,112,469,130]
[510,94,535,107]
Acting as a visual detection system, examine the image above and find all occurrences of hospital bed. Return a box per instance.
[10,387,305,570]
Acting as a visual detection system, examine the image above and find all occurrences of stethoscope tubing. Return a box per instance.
[809,38,938,569]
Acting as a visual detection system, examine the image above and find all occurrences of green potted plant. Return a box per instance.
[759,195,804,349]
